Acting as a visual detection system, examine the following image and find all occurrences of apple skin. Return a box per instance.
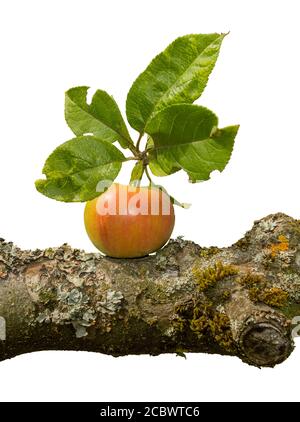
[84,184,175,258]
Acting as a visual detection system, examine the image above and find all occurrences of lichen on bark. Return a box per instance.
[0,212,299,367]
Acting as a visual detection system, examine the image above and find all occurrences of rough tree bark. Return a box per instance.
[0,213,299,367]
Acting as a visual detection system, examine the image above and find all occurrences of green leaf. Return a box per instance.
[146,104,239,182]
[35,136,125,202]
[126,33,226,133]
[129,161,144,186]
[65,87,134,149]
[147,137,180,177]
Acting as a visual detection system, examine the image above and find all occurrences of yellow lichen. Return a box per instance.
[174,300,235,353]
[270,234,289,257]
[193,261,238,292]
[248,287,261,302]
[260,287,289,307]
[172,316,187,333]
[249,286,288,308]
[239,272,266,287]
[222,291,231,301]
[209,312,234,351]
[190,314,209,334]
[172,261,239,353]
[199,247,219,258]
[190,305,235,352]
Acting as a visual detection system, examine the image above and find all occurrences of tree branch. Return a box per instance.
[0,213,299,367]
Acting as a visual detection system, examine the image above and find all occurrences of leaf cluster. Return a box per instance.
[36,33,239,203]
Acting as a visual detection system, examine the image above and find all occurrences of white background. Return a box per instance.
[0,0,299,402]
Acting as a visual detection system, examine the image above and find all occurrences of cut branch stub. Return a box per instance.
[240,317,293,367]
[224,288,294,366]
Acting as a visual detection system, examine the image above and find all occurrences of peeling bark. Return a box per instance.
[0,213,299,367]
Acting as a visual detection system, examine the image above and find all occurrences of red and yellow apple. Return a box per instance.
[84,183,175,258]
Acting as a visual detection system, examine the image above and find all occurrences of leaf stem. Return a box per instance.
[136,133,144,152]
[125,156,138,161]
[145,146,154,153]
[128,143,139,157]
[144,166,153,185]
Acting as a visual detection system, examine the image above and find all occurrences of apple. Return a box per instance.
[84,183,175,258]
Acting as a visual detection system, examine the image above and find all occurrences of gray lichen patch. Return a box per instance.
[48,284,96,335]
[71,322,88,338]
[36,310,51,324]
[0,240,27,269]
[259,220,278,233]
[274,272,300,298]
[164,275,196,296]
[57,286,86,305]
[24,258,101,338]
[71,310,97,338]
[36,289,96,337]
[155,252,179,273]
[97,290,124,315]
[18,241,127,341]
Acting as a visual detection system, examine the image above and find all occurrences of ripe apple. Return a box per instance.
[84,183,175,258]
